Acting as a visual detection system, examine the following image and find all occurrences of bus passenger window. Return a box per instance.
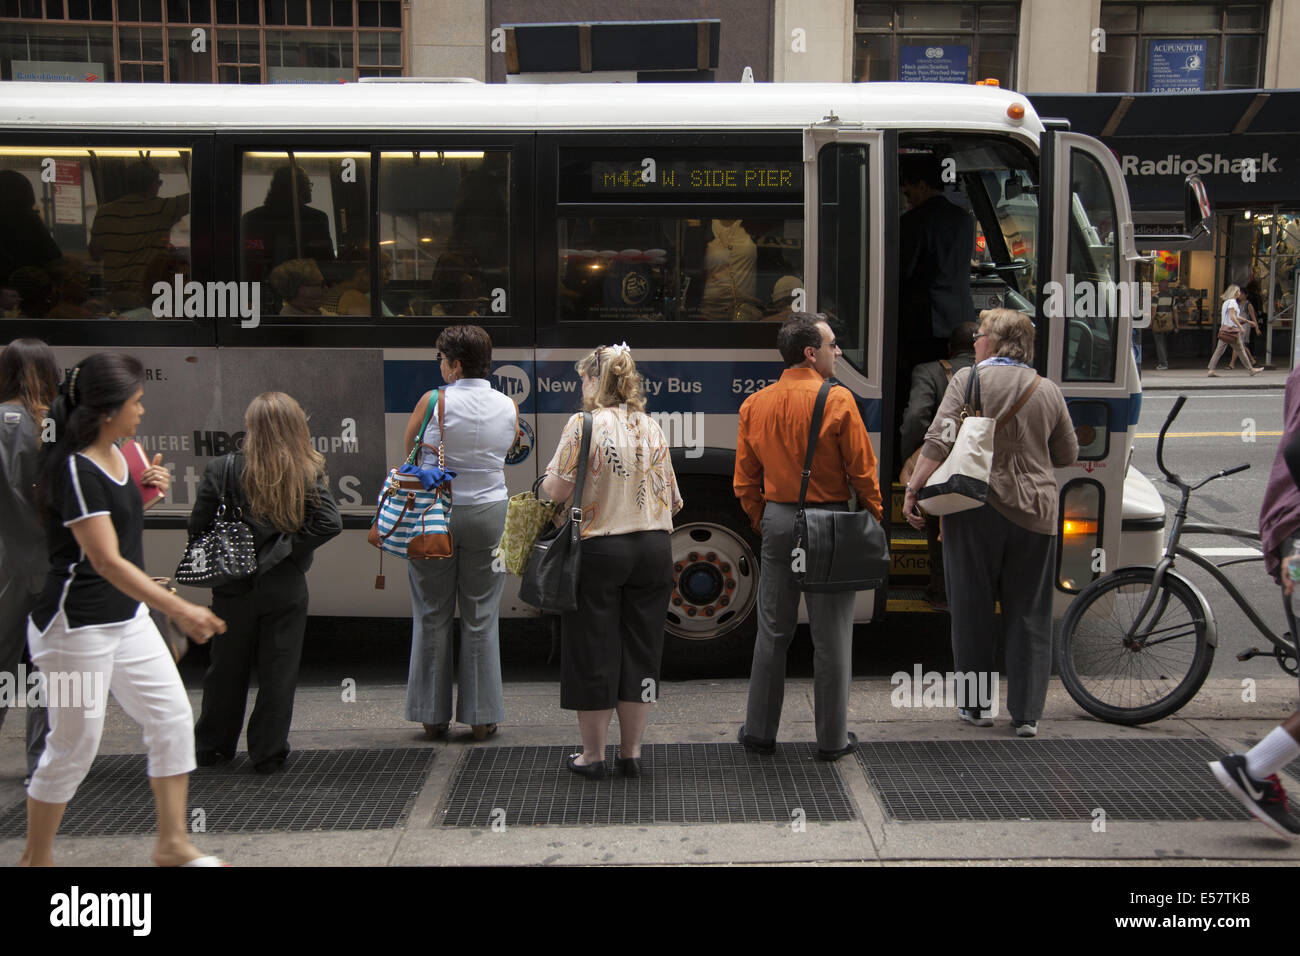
[240,151,366,318]
[377,150,510,318]
[1,147,193,320]
[556,216,802,323]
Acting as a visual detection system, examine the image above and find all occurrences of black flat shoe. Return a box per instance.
[616,756,641,778]
[816,731,858,762]
[566,753,607,779]
[196,749,233,767]
[737,725,776,755]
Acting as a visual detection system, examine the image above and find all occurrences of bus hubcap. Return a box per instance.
[666,523,758,641]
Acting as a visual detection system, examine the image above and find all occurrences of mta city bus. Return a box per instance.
[0,80,1173,670]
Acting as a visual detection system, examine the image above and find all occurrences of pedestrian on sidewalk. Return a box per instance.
[540,344,682,779]
[21,353,227,867]
[192,392,341,772]
[1209,365,1300,839]
[734,314,883,761]
[402,325,518,743]
[903,310,1077,738]
[1208,284,1260,377]
[0,339,57,781]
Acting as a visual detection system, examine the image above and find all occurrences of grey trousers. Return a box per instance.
[942,505,1054,723]
[744,502,855,750]
[405,499,507,726]
[0,572,50,776]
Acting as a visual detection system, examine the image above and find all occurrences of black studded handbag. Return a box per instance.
[174,453,258,588]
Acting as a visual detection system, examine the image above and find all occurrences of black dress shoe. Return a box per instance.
[816,731,858,762]
[737,725,776,755]
[196,749,233,767]
[616,756,641,778]
[566,753,607,779]
[253,755,287,773]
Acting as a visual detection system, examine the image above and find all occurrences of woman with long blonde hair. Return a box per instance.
[1209,284,1261,376]
[191,391,341,772]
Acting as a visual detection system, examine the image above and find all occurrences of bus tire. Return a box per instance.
[661,481,761,673]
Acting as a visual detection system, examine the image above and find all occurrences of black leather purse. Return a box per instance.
[174,454,258,588]
[792,382,890,592]
[519,412,592,613]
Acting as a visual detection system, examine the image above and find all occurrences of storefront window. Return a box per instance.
[852,2,1020,88]
[1097,1,1266,92]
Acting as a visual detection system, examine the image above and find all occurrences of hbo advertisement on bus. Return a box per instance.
[52,347,386,515]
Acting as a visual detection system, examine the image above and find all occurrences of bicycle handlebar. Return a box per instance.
[1155,395,1187,483]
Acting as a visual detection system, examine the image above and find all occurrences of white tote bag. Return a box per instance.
[916,368,1039,517]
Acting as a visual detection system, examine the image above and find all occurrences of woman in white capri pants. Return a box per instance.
[19,353,226,868]
[1208,284,1261,377]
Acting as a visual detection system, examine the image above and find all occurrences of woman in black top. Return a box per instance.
[191,392,341,772]
[21,353,226,868]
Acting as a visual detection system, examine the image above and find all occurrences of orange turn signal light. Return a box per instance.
[1007,102,1025,120]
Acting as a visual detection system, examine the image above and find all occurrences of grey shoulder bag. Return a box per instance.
[792,382,890,592]
[519,412,592,613]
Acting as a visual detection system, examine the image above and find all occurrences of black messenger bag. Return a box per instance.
[791,382,890,592]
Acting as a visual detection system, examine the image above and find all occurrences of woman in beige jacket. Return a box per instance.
[902,309,1078,737]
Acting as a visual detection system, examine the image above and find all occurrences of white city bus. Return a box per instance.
[0,79,1178,669]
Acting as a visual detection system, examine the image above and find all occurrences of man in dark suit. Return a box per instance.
[899,321,978,609]
[899,156,976,361]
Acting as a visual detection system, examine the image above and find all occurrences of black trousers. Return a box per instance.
[195,562,308,764]
[560,531,673,711]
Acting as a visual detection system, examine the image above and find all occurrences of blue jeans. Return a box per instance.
[404,499,507,726]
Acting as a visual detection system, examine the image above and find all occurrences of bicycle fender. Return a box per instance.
[1106,565,1219,649]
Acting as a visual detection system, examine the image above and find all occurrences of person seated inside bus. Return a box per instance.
[764,275,802,322]
[88,160,190,312]
[0,169,62,307]
[45,258,96,320]
[241,163,335,288]
[8,266,56,319]
[268,258,325,317]
[111,250,190,321]
[428,249,484,317]
[699,219,759,321]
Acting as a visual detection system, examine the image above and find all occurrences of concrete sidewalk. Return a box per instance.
[1139,363,1290,390]
[4,675,1299,867]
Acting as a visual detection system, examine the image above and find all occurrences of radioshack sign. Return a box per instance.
[1112,134,1299,208]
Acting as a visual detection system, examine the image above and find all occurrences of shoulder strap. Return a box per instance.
[962,365,982,416]
[436,388,446,470]
[568,412,593,543]
[940,359,953,380]
[997,375,1041,430]
[405,389,438,467]
[220,452,239,515]
[797,381,834,511]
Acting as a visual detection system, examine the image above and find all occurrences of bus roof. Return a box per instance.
[0,80,1043,139]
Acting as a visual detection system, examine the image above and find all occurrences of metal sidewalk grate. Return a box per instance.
[439,743,857,827]
[0,749,435,837]
[855,738,1251,822]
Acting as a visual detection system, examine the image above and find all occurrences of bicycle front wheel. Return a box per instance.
[1059,568,1214,725]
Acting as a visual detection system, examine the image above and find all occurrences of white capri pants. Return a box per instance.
[26,606,195,804]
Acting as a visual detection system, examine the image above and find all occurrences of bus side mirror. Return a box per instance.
[1136,175,1213,245]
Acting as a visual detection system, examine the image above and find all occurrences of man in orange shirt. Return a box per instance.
[734,314,883,760]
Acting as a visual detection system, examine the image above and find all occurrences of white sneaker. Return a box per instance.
[958,707,994,727]
[1015,722,1039,738]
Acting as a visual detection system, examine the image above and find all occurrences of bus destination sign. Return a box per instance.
[590,160,802,197]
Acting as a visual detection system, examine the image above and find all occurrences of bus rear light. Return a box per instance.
[1059,481,1103,591]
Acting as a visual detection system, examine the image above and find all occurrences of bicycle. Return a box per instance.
[1058,394,1299,725]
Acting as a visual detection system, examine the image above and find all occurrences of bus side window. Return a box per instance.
[239,151,366,319]
[1,147,193,320]
[377,149,510,319]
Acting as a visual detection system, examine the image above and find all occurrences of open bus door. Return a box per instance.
[802,125,891,623]
[1037,130,1142,604]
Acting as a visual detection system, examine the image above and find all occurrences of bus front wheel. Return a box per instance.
[662,483,760,673]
